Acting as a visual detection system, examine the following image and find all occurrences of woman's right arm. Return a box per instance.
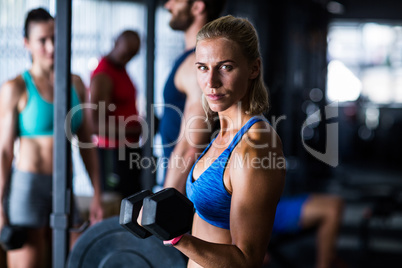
[0,79,22,229]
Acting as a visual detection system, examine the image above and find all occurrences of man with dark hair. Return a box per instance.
[158,0,227,192]
[90,30,143,200]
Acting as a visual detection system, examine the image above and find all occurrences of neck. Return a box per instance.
[184,17,207,50]
[30,64,53,81]
[218,107,252,137]
[106,52,124,68]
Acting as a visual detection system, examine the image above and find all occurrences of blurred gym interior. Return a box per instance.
[1,0,401,267]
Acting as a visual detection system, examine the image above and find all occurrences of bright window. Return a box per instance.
[327,21,402,105]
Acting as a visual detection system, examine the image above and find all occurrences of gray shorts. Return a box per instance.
[6,169,81,228]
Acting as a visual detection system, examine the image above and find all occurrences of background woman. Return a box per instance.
[0,8,103,267]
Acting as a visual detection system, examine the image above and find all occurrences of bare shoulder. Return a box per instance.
[71,74,86,100]
[89,72,112,91]
[175,52,199,96]
[90,71,110,82]
[244,120,283,154]
[182,52,196,70]
[232,119,286,175]
[71,74,84,87]
[0,75,26,103]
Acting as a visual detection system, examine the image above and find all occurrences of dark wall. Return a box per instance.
[333,0,402,21]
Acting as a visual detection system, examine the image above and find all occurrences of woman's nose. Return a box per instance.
[46,38,54,54]
[207,69,221,88]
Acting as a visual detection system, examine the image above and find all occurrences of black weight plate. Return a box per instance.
[67,216,187,268]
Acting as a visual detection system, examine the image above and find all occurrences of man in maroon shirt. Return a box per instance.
[90,30,143,200]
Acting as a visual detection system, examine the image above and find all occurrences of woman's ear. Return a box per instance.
[23,37,33,55]
[191,0,206,16]
[249,58,261,80]
[23,37,29,49]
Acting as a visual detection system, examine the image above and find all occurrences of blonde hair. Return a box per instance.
[196,15,269,118]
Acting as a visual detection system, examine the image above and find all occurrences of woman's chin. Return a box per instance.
[208,103,226,113]
[209,107,222,113]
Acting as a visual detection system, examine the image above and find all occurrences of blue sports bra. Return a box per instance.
[186,116,267,230]
[18,70,83,137]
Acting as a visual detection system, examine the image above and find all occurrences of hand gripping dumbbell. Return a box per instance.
[119,188,194,241]
[0,225,27,251]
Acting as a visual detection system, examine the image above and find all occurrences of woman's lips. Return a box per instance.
[207,94,225,101]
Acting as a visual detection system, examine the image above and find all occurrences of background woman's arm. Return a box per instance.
[73,75,103,225]
[0,79,23,229]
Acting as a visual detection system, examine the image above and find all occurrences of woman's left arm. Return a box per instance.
[175,124,286,268]
[227,124,286,266]
[73,75,104,225]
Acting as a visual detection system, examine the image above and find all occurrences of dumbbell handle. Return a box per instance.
[119,190,153,239]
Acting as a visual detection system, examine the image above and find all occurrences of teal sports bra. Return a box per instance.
[18,70,83,137]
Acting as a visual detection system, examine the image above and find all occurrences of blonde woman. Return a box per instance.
[171,15,285,267]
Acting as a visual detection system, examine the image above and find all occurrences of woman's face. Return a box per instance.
[24,20,55,70]
[195,37,259,114]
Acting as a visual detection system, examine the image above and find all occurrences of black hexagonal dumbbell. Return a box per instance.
[119,189,153,239]
[0,225,27,251]
[119,188,194,241]
[141,188,194,241]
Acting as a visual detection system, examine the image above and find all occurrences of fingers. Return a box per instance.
[137,206,144,226]
[89,202,104,225]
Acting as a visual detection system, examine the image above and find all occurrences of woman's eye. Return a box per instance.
[221,65,233,71]
[198,65,207,71]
